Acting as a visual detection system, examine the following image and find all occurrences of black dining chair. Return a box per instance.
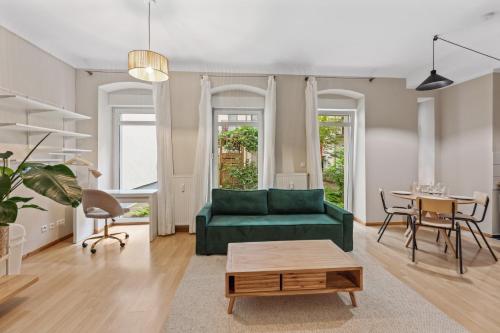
[412,197,464,274]
[377,189,416,243]
[442,192,497,261]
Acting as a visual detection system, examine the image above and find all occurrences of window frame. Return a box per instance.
[212,107,264,189]
[318,108,355,210]
[112,107,156,189]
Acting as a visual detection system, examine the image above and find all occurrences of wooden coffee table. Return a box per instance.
[225,240,363,314]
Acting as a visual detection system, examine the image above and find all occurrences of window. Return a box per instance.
[212,109,263,190]
[318,110,354,209]
[113,108,157,190]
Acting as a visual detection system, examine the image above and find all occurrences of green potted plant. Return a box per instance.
[0,133,82,257]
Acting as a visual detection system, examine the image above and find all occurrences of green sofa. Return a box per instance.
[196,188,353,255]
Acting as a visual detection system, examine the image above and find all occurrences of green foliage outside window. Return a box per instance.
[222,162,258,190]
[128,205,151,217]
[219,126,258,152]
[319,116,345,208]
[218,126,258,190]
[323,146,344,207]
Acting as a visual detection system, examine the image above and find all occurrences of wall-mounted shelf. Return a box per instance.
[48,149,92,156]
[0,93,92,166]
[28,146,92,153]
[0,123,91,138]
[61,148,92,153]
[10,158,64,164]
[27,158,64,163]
[0,95,90,120]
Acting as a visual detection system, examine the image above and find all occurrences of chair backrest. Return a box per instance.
[417,197,457,220]
[379,188,388,212]
[472,191,489,222]
[473,191,489,206]
[82,189,124,218]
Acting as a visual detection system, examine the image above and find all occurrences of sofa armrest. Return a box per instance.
[324,201,353,251]
[196,203,212,255]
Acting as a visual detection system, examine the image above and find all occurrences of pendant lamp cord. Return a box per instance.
[432,36,436,70]
[433,34,500,62]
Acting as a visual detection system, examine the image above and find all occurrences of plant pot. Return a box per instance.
[0,225,9,257]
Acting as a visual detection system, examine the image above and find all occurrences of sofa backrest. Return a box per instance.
[268,188,325,214]
[211,188,326,215]
[212,189,268,215]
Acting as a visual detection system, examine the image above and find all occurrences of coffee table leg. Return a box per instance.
[349,292,357,307]
[227,297,236,314]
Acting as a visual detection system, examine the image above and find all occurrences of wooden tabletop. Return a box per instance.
[391,192,475,204]
[226,240,361,274]
[0,275,38,304]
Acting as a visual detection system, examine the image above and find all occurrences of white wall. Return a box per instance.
[417,98,435,185]
[436,74,495,234]
[0,26,76,254]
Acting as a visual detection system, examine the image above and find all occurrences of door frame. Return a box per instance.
[212,107,264,189]
[318,108,355,210]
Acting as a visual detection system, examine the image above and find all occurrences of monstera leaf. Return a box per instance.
[0,174,10,198]
[20,164,82,208]
[0,200,17,226]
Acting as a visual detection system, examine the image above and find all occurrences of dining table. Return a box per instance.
[389,191,476,255]
[390,191,476,205]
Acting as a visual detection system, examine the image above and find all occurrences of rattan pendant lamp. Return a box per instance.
[128,0,169,82]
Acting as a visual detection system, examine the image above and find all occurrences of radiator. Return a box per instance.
[274,173,308,190]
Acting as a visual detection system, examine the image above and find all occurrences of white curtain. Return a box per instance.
[153,81,175,235]
[305,77,324,189]
[262,76,276,189]
[191,76,212,233]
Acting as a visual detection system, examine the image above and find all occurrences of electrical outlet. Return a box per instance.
[56,219,65,226]
[49,223,55,230]
[41,225,48,233]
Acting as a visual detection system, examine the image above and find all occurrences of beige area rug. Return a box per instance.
[164,247,468,333]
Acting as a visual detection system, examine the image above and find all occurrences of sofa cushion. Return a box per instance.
[212,189,268,215]
[268,189,325,214]
[209,214,341,227]
[206,214,343,254]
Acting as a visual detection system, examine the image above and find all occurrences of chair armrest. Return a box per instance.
[196,203,212,255]
[324,201,353,251]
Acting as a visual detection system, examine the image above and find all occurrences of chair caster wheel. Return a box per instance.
[125,234,129,239]
[120,243,125,248]
[91,249,96,254]
[82,243,87,248]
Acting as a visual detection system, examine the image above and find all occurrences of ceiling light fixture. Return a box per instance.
[417,35,500,91]
[128,0,169,82]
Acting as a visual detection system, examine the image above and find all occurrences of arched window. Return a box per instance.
[210,84,266,190]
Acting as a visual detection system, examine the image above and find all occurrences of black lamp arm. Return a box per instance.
[434,35,500,62]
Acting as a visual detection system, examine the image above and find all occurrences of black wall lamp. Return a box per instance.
[416,35,500,91]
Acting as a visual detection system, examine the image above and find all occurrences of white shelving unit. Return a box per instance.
[0,94,92,162]
[0,123,91,138]
[0,95,90,120]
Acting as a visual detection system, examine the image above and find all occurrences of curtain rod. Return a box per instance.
[85,70,127,76]
[200,74,275,79]
[305,76,375,82]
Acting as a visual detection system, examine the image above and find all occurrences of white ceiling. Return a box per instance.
[1,0,500,87]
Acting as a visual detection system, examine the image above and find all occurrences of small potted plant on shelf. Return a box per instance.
[0,133,82,257]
